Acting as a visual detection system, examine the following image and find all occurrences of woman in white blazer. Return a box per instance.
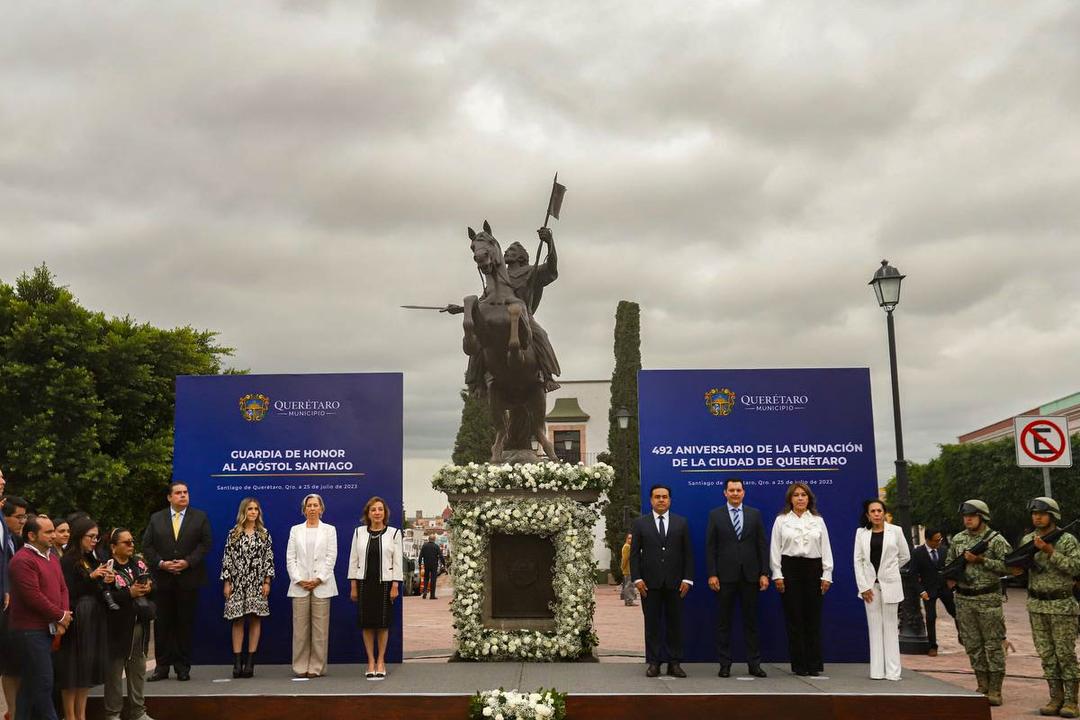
[286,493,338,678]
[853,498,909,681]
[347,496,403,680]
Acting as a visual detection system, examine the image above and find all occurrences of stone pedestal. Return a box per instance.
[432,462,612,662]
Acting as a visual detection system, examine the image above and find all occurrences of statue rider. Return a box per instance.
[447,227,561,394]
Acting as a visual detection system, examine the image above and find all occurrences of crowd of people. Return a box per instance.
[0,472,404,720]
[624,478,1080,716]
[3,463,1079,719]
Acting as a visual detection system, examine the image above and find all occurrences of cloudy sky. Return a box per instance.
[2,2,1078,514]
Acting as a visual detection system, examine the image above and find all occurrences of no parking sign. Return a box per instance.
[1014,416,1073,468]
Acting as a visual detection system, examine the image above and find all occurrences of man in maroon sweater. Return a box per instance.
[8,515,70,720]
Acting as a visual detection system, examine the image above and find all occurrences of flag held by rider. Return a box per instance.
[545,174,566,225]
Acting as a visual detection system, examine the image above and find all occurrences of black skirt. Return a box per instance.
[356,580,392,629]
[54,595,108,689]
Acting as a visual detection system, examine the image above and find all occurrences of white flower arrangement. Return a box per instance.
[433,461,614,495]
[444,465,608,661]
[469,688,567,720]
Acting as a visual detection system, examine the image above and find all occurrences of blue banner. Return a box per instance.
[638,368,878,663]
[174,373,403,665]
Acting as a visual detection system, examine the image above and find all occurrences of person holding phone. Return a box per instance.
[56,517,114,720]
[103,528,154,720]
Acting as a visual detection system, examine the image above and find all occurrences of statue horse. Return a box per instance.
[462,221,559,464]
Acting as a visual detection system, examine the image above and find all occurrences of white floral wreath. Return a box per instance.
[433,461,614,495]
[450,491,609,661]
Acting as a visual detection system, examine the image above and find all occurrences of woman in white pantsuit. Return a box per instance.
[853,499,909,681]
[286,494,338,678]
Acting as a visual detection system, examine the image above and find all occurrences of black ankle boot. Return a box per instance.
[241,651,255,678]
[232,652,243,678]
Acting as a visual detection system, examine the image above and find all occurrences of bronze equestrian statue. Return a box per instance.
[455,221,560,464]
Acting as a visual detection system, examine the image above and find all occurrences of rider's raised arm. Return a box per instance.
[536,227,558,286]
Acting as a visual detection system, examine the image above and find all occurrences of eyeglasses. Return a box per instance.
[116,539,134,546]
[86,534,100,541]
[13,513,27,520]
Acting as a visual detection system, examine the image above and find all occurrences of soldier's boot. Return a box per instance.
[974,671,990,695]
[986,673,1004,707]
[1059,680,1079,718]
[1039,679,1063,715]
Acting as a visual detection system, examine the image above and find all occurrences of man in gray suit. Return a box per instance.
[630,484,694,678]
[706,477,769,678]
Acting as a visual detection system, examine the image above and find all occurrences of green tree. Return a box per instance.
[886,436,1080,544]
[451,388,495,465]
[603,300,641,580]
[0,264,233,535]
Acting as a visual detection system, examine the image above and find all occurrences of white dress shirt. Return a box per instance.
[640,511,692,586]
[770,510,834,582]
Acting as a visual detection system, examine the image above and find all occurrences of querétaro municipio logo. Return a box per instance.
[705,387,737,417]
[239,393,271,423]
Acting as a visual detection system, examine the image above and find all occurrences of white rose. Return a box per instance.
[482,707,493,717]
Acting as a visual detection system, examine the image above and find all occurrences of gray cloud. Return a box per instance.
[2,1,1079,512]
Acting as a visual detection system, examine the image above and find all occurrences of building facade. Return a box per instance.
[959,390,1080,444]
[545,379,612,570]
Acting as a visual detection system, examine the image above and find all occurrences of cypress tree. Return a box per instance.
[604,300,642,579]
[451,389,496,465]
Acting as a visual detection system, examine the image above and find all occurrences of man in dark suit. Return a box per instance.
[912,528,956,657]
[419,534,443,599]
[630,483,694,678]
[706,477,769,678]
[142,481,212,681]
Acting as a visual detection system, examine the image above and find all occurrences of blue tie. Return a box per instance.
[732,507,742,539]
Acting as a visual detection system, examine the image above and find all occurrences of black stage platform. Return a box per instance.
[89,662,990,720]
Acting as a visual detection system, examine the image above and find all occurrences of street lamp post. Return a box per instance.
[868,259,929,654]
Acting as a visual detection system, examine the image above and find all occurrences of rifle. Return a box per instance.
[941,530,1000,581]
[1004,519,1080,570]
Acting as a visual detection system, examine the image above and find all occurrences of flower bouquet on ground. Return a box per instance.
[468,688,567,720]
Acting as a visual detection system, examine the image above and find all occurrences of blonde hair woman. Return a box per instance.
[221,497,275,678]
[286,494,338,678]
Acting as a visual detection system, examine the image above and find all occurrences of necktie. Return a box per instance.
[930,548,938,564]
[732,508,742,539]
[172,511,182,540]
[658,515,666,540]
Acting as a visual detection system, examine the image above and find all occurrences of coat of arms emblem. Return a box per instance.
[239,393,271,422]
[704,387,736,417]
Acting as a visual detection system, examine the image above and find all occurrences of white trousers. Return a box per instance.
[292,595,331,676]
[864,581,901,680]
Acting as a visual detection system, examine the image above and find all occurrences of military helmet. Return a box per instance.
[1027,496,1061,521]
[958,499,991,522]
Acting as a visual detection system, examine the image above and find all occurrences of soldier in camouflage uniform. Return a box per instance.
[1013,497,1080,717]
[945,500,1012,706]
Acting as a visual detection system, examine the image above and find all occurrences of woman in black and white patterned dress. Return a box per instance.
[348,496,403,680]
[222,497,275,678]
